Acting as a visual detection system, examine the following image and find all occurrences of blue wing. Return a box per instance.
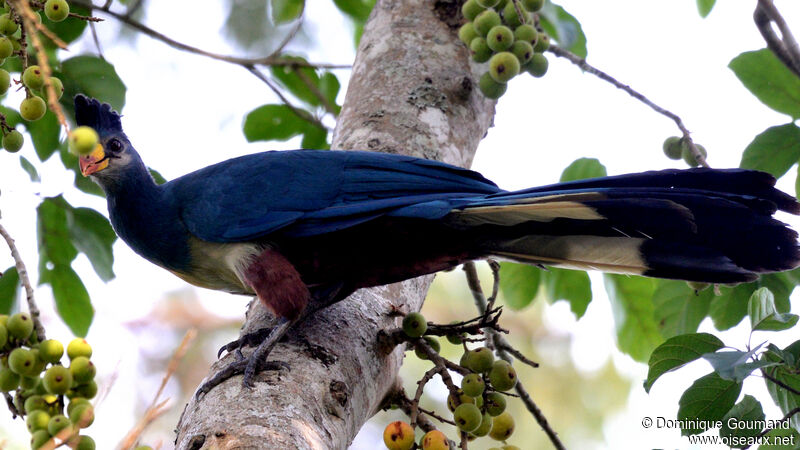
[167,150,502,242]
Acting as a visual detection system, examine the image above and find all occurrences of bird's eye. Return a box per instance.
[107,138,123,152]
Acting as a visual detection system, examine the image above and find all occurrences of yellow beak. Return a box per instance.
[78,144,108,176]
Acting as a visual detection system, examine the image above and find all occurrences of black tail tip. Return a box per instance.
[73,94,122,136]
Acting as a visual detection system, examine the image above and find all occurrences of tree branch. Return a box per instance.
[0,221,45,342]
[463,262,562,450]
[174,0,496,447]
[754,0,800,78]
[68,0,349,70]
[548,45,709,167]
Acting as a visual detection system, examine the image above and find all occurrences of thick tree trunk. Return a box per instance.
[174,0,495,447]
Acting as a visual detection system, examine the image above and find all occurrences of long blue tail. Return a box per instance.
[446,168,800,283]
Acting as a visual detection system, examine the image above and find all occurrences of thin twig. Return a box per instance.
[118,329,197,450]
[11,0,69,129]
[244,65,330,132]
[464,262,558,449]
[744,407,800,449]
[294,67,339,116]
[0,222,44,341]
[754,0,800,77]
[388,387,442,432]
[68,0,349,70]
[548,45,709,168]
[761,369,800,396]
[410,367,439,428]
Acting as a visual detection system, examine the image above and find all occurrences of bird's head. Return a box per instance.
[74,94,140,182]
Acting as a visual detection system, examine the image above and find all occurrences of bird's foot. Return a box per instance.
[216,327,274,358]
[195,359,289,397]
[197,317,297,397]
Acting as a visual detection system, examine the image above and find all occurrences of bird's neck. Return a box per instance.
[104,164,191,271]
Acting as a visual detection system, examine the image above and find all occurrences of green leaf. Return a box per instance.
[720,395,765,441]
[300,125,329,149]
[604,274,662,362]
[703,346,779,382]
[559,157,607,182]
[243,104,318,142]
[749,287,799,331]
[678,372,742,435]
[67,208,116,282]
[796,164,800,200]
[740,124,800,178]
[48,265,93,337]
[60,145,104,197]
[762,344,800,432]
[271,0,303,23]
[645,332,724,392]
[730,49,800,119]
[319,72,342,115]
[710,283,757,330]
[60,55,126,112]
[696,0,716,18]
[759,427,800,449]
[652,280,714,338]
[40,5,90,47]
[0,266,19,315]
[27,109,61,162]
[541,268,591,318]
[19,156,40,182]
[538,3,588,59]
[148,168,167,185]
[270,57,325,108]
[332,0,374,23]
[499,262,540,310]
[37,197,78,269]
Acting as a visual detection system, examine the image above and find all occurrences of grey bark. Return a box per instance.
[174,0,495,447]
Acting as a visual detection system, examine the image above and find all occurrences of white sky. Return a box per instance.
[1,0,799,449]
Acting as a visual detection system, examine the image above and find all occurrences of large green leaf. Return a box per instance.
[319,72,342,115]
[60,146,104,197]
[0,266,19,315]
[604,274,662,362]
[60,55,126,112]
[332,0,374,23]
[40,5,90,48]
[271,0,304,24]
[710,284,758,331]
[678,372,742,435]
[762,342,800,432]
[720,395,765,441]
[652,281,714,338]
[542,268,591,318]
[48,265,93,337]
[559,157,607,182]
[27,109,61,162]
[538,3,588,59]
[645,332,724,392]
[759,428,800,449]
[729,49,800,119]
[696,0,716,18]
[740,124,800,178]
[270,57,327,108]
[243,104,322,142]
[37,197,78,269]
[748,287,798,331]
[67,208,116,282]
[499,262,540,310]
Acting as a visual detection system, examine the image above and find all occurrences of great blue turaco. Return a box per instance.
[74,95,800,393]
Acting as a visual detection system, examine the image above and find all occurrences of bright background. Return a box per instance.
[1,1,799,448]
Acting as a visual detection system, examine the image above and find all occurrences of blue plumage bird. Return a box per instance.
[74,95,800,391]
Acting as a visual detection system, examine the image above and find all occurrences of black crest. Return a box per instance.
[74,94,123,137]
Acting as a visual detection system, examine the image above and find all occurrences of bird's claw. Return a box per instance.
[196,358,289,398]
[216,327,274,358]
